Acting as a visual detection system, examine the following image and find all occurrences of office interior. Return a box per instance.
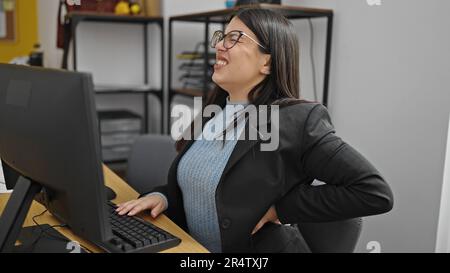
[0,0,450,253]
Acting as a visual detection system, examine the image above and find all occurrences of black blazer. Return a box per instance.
[145,102,394,252]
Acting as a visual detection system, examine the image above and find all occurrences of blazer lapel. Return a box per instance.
[172,111,272,181]
[221,118,267,177]
[221,138,259,177]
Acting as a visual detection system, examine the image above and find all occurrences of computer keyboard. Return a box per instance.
[102,201,181,253]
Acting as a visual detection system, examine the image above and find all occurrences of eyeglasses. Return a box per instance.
[210,30,267,50]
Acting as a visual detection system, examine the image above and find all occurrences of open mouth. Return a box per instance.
[216,60,228,66]
[215,56,229,68]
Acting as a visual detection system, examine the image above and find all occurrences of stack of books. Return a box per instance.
[177,46,215,92]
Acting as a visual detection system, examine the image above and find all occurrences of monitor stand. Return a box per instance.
[12,224,87,253]
[0,176,42,252]
[0,175,88,253]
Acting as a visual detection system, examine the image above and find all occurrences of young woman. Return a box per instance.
[116,8,394,253]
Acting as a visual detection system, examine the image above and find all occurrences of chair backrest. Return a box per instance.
[296,218,363,253]
[127,135,362,252]
[126,134,177,194]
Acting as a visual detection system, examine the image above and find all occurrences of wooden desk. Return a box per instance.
[0,166,209,253]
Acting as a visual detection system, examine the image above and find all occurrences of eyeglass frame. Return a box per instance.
[210,30,267,51]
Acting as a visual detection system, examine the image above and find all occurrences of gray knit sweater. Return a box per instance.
[175,98,247,252]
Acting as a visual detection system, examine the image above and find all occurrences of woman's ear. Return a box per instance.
[260,54,271,75]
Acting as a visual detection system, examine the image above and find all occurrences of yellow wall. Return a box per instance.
[0,0,38,63]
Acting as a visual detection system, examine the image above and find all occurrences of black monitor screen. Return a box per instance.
[0,64,112,245]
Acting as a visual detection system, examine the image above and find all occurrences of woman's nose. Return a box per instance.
[215,39,226,51]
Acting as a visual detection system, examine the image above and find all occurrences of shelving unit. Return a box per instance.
[168,3,334,129]
[66,12,164,164]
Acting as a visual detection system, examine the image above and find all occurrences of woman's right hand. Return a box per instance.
[116,195,167,218]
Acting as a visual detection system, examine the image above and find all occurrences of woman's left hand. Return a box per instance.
[251,205,281,235]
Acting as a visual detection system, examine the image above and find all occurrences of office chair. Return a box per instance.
[126,134,177,194]
[127,135,363,253]
[296,218,363,253]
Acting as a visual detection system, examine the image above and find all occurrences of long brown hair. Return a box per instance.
[175,8,309,152]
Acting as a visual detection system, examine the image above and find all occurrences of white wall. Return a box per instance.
[37,0,63,68]
[0,160,5,192]
[36,0,450,252]
[166,0,450,252]
[37,0,163,133]
[160,0,450,252]
[162,0,229,133]
[284,0,450,252]
[436,114,450,252]
[37,0,228,134]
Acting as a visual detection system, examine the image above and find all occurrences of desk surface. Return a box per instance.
[0,166,209,253]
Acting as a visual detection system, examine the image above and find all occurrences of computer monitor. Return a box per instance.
[0,64,112,251]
